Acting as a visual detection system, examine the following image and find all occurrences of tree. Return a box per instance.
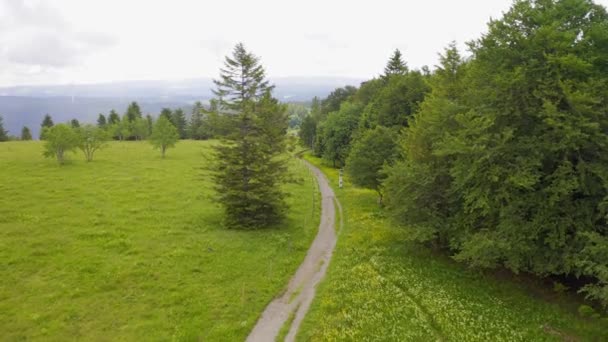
[385,0,608,307]
[0,116,8,142]
[171,108,187,139]
[132,118,149,140]
[125,102,142,122]
[213,42,274,111]
[40,114,54,139]
[383,49,408,78]
[319,102,362,167]
[70,119,80,128]
[150,115,179,158]
[108,110,120,125]
[189,101,205,139]
[160,108,173,122]
[42,124,78,164]
[211,43,289,229]
[346,126,398,202]
[298,115,316,149]
[76,124,108,162]
[21,126,32,140]
[97,114,107,128]
[146,115,154,136]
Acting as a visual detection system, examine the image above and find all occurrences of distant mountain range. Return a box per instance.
[0,76,363,138]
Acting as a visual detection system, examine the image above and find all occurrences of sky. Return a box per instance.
[1,0,607,87]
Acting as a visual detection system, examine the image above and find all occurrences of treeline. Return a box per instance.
[300,0,608,309]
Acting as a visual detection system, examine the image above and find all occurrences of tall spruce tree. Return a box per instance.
[97,114,107,128]
[189,101,205,139]
[211,43,289,229]
[125,102,142,122]
[383,49,408,78]
[21,126,32,141]
[40,114,54,139]
[108,110,120,124]
[171,108,187,139]
[0,116,8,142]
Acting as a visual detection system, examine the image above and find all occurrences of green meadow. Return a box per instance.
[0,140,319,341]
[298,153,608,342]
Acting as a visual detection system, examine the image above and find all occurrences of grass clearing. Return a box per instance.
[0,140,319,341]
[297,153,608,341]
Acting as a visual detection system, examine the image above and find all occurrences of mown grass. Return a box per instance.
[0,140,319,341]
[298,153,608,341]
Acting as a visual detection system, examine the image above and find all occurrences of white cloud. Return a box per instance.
[1,0,607,86]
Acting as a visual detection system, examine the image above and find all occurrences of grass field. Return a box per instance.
[0,140,319,341]
[298,153,608,341]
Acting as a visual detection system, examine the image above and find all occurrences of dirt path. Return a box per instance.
[246,160,339,342]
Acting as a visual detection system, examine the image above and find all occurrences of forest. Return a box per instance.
[299,0,608,310]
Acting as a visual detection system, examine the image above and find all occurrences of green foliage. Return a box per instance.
[42,124,79,164]
[0,140,319,340]
[188,101,205,139]
[107,110,120,125]
[0,116,8,142]
[319,102,362,166]
[578,305,596,318]
[360,71,430,129]
[213,43,274,111]
[385,0,608,308]
[383,48,408,78]
[150,116,179,158]
[125,101,142,122]
[211,43,289,229]
[40,114,54,139]
[70,119,80,128]
[286,103,309,128]
[171,108,187,139]
[298,153,608,341]
[298,115,316,149]
[97,113,107,128]
[346,126,398,199]
[76,124,109,162]
[20,126,32,141]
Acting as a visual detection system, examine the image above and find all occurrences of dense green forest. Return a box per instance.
[299,0,608,309]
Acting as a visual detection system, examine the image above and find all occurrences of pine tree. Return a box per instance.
[97,114,107,128]
[211,43,289,229]
[40,114,54,140]
[0,116,8,142]
[171,108,187,139]
[125,102,142,122]
[108,110,120,125]
[213,43,274,111]
[383,49,408,78]
[21,126,32,140]
[160,108,173,122]
[189,101,204,139]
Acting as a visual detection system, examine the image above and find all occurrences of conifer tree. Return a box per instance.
[97,114,107,128]
[383,49,408,78]
[108,110,120,125]
[40,114,54,139]
[171,108,187,139]
[189,101,205,139]
[211,43,289,229]
[21,126,32,140]
[0,116,8,142]
[125,102,142,122]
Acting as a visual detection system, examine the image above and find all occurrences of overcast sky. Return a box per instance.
[1,0,607,87]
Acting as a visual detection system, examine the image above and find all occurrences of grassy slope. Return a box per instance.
[298,153,607,341]
[0,140,319,341]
